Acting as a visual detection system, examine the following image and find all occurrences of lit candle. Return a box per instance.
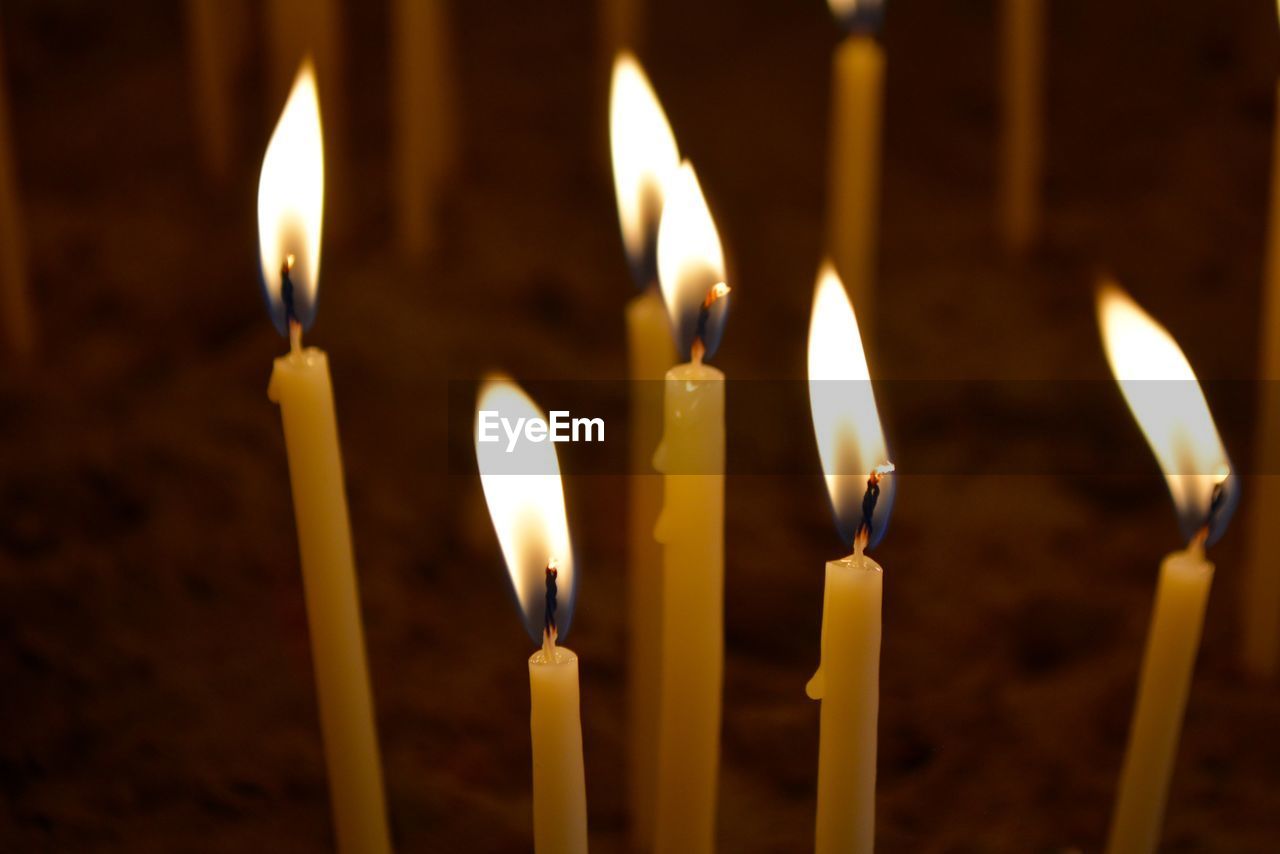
[1242,1,1280,678]
[392,0,456,257]
[0,7,34,358]
[258,65,391,854]
[475,377,589,854]
[608,50,680,848]
[805,262,896,854]
[1097,282,1240,854]
[825,0,885,324]
[998,0,1045,255]
[652,161,731,854]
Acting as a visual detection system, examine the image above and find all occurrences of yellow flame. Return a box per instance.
[1097,282,1230,520]
[807,263,889,517]
[656,161,725,327]
[475,377,574,627]
[610,52,679,271]
[827,0,865,19]
[258,61,324,316]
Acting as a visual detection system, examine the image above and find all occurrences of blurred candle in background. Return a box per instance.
[259,65,391,854]
[998,0,1045,255]
[1097,282,1239,854]
[392,0,456,258]
[608,50,680,850]
[825,0,885,327]
[475,377,589,854]
[805,262,896,854]
[0,7,34,358]
[184,0,242,182]
[651,161,730,854]
[1242,3,1280,679]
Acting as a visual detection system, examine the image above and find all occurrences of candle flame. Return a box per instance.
[656,161,730,361]
[475,376,576,642]
[827,0,885,34]
[1097,281,1238,546]
[610,52,680,288]
[807,263,894,548]
[257,61,324,337]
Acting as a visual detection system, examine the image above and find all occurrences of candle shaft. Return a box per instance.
[826,36,884,326]
[185,0,234,181]
[0,10,34,357]
[392,0,455,257]
[1241,81,1280,678]
[529,645,589,854]
[653,362,725,854]
[268,348,392,854]
[811,554,881,854]
[1106,548,1213,854]
[998,0,1044,255]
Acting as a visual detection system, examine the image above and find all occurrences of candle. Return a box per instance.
[258,65,391,854]
[651,161,730,854]
[998,0,1045,255]
[1242,10,1280,677]
[805,262,896,854]
[0,7,34,358]
[185,0,235,181]
[475,377,589,854]
[1097,282,1239,854]
[609,51,680,848]
[825,0,885,324]
[392,0,456,258]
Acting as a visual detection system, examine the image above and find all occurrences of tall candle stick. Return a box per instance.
[0,8,34,358]
[1097,282,1239,854]
[652,162,730,854]
[805,263,896,854]
[1241,14,1280,677]
[825,0,885,325]
[259,65,391,854]
[185,0,235,181]
[476,378,589,854]
[392,0,456,258]
[998,0,1045,255]
[609,52,680,848]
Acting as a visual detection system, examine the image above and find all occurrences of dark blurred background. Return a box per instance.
[1,0,1279,850]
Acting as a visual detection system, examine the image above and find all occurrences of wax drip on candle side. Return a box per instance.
[542,560,559,655]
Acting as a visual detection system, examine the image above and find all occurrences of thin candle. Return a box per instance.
[825,0,886,325]
[998,0,1045,255]
[258,64,391,854]
[475,377,589,854]
[652,161,730,854]
[608,50,679,849]
[1098,282,1239,854]
[0,7,34,357]
[805,262,896,854]
[185,0,234,181]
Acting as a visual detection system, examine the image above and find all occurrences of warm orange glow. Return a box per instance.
[609,52,679,274]
[656,161,726,333]
[807,262,891,539]
[474,376,575,639]
[258,61,324,328]
[1098,282,1231,527]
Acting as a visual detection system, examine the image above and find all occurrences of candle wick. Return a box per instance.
[543,560,559,653]
[691,338,705,366]
[289,319,302,354]
[692,282,731,364]
[281,254,301,353]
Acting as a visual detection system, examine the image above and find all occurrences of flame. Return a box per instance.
[1097,282,1237,545]
[807,263,894,548]
[656,161,730,360]
[610,52,679,287]
[827,0,885,33]
[475,376,576,642]
[257,61,325,336]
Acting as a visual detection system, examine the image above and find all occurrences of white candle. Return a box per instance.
[0,7,34,357]
[825,0,885,324]
[258,65,391,854]
[609,52,681,848]
[476,378,589,854]
[651,161,730,854]
[805,263,895,854]
[1097,282,1239,854]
